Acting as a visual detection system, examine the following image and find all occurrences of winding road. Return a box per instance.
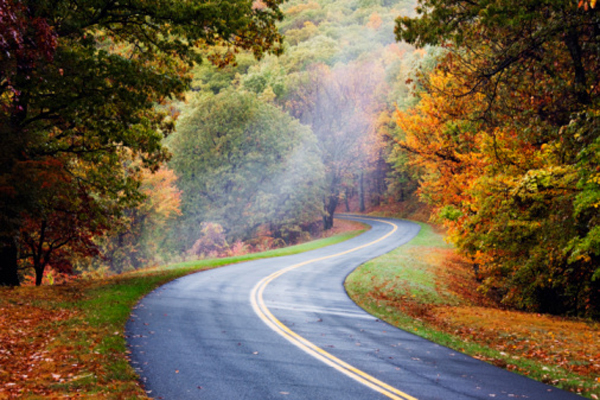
[126,216,580,399]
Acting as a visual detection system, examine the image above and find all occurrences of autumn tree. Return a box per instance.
[83,166,182,274]
[17,159,109,286]
[395,0,600,316]
[0,0,285,285]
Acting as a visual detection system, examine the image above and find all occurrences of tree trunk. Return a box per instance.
[35,266,44,286]
[323,194,338,230]
[344,188,350,212]
[359,172,365,212]
[323,213,333,230]
[0,238,20,286]
[564,29,591,105]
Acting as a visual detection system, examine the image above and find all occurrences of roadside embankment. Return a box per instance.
[346,222,600,399]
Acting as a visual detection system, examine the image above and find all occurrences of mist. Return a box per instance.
[96,0,423,268]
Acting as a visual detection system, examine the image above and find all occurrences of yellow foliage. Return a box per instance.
[366,12,383,30]
[285,1,320,15]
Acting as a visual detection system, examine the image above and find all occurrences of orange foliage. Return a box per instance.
[382,43,407,67]
[139,166,182,221]
[366,12,383,30]
[0,289,77,397]
[395,71,486,240]
[434,306,600,378]
[579,0,597,10]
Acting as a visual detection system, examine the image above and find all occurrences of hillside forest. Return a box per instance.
[1,0,599,319]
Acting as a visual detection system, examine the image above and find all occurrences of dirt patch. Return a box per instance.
[322,218,368,238]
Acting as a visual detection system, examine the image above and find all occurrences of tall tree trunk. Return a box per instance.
[359,172,365,212]
[0,238,20,286]
[344,188,350,212]
[35,266,44,286]
[564,29,591,105]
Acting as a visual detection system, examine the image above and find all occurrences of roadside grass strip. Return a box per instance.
[345,222,600,400]
[0,224,366,399]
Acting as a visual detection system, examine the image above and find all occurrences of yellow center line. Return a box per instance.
[250,217,419,400]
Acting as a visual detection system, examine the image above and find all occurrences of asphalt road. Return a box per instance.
[126,216,581,400]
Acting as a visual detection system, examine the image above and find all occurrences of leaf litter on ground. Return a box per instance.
[346,221,600,399]
[0,219,368,399]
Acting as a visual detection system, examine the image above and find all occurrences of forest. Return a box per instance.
[1,0,600,320]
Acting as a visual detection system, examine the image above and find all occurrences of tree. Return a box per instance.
[86,166,182,273]
[0,0,58,285]
[18,159,108,285]
[395,0,598,113]
[0,0,285,285]
[169,89,325,248]
[394,1,600,316]
[285,61,384,229]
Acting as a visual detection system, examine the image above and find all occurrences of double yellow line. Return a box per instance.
[250,217,418,400]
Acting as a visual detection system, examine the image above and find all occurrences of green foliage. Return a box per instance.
[241,57,288,99]
[76,167,182,274]
[170,89,325,248]
[437,205,462,222]
[0,0,287,285]
[176,0,423,239]
[191,54,257,94]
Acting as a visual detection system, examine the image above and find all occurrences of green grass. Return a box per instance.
[345,221,600,399]
[346,222,456,306]
[161,228,368,271]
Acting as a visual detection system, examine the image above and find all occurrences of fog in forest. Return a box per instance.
[69,0,425,274]
[145,0,424,265]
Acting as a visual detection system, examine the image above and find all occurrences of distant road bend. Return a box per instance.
[127,215,580,400]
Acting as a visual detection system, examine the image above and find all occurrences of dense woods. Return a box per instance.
[170,90,324,250]
[1,0,598,319]
[0,0,285,285]
[133,0,423,261]
[395,0,600,317]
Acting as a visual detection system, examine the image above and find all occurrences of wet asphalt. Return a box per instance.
[126,216,581,400]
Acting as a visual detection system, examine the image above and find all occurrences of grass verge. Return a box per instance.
[345,221,600,399]
[0,222,367,399]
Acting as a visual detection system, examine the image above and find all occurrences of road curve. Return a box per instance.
[126,216,580,400]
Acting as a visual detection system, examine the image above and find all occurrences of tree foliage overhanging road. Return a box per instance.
[394,0,600,317]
